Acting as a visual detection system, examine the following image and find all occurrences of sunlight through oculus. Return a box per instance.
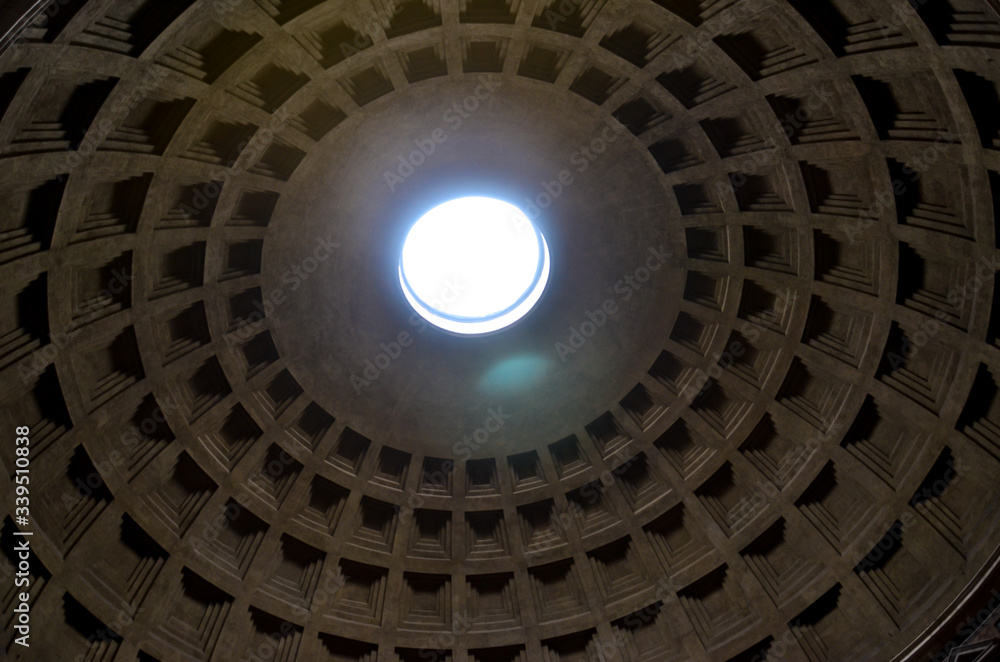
[399,197,550,335]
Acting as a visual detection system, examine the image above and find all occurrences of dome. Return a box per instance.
[1,1,1000,661]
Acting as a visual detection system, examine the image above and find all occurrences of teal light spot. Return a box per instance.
[479,355,550,392]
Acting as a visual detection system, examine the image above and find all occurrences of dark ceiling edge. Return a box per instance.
[0,0,49,56]
[893,542,1000,661]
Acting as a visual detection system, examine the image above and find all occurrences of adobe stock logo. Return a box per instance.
[384,76,504,192]
[349,331,416,394]
[555,246,671,363]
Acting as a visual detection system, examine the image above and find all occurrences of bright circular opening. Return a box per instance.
[399,197,550,335]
